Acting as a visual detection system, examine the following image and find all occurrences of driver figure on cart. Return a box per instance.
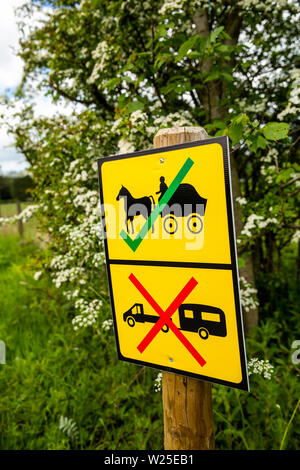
[156,176,168,202]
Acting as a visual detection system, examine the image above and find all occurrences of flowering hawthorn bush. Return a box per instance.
[1,0,299,336]
[0,0,298,451]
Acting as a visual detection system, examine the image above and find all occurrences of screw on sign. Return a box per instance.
[97,126,249,450]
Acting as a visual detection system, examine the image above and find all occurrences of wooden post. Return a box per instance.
[154,126,215,451]
[16,200,24,239]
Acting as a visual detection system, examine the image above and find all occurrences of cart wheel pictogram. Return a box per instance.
[161,324,169,333]
[127,316,136,327]
[187,214,203,234]
[198,327,209,339]
[163,214,178,235]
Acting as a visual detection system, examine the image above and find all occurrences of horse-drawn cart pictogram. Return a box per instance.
[116,179,207,236]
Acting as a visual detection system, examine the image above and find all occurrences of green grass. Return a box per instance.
[0,234,298,450]
[0,201,19,218]
[0,235,163,450]
[0,201,38,239]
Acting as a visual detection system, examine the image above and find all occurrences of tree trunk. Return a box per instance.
[193,8,259,334]
[230,154,259,333]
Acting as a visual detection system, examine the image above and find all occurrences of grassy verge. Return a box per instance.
[0,234,298,450]
[0,235,163,450]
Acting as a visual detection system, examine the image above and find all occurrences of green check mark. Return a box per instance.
[120,157,194,252]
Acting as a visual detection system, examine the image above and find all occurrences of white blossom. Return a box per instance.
[102,319,113,331]
[130,110,148,127]
[72,298,103,330]
[261,148,278,164]
[238,0,287,12]
[239,276,259,312]
[248,357,274,380]
[241,213,278,238]
[154,372,162,392]
[159,0,184,15]
[33,271,42,281]
[52,267,86,288]
[118,138,135,154]
[291,230,300,244]
[152,111,194,130]
[236,196,247,206]
[0,204,39,226]
[278,68,300,120]
[87,41,111,83]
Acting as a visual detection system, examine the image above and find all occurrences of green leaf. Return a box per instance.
[154,53,172,70]
[126,100,144,114]
[232,114,249,126]
[228,114,249,145]
[104,77,121,91]
[210,26,224,43]
[215,128,228,137]
[220,72,233,83]
[262,122,290,141]
[176,35,199,62]
[204,70,220,82]
[229,123,243,145]
[256,134,267,149]
[155,24,168,39]
[213,119,227,130]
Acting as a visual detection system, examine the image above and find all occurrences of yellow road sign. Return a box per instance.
[98,136,249,391]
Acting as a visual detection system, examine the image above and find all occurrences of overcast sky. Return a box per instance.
[0,0,26,174]
[0,1,77,175]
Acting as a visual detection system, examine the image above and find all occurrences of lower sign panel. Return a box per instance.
[107,263,249,391]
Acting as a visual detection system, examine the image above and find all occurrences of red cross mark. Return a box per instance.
[128,273,206,367]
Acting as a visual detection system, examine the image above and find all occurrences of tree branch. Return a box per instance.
[49,80,95,106]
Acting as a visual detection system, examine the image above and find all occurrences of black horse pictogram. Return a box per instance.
[116,186,154,234]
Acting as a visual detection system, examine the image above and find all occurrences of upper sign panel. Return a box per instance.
[98,137,233,266]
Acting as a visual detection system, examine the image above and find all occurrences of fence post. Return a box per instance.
[16,200,24,239]
[153,126,215,451]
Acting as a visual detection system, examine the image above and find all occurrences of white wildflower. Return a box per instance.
[238,0,287,12]
[153,111,193,129]
[291,230,300,244]
[118,138,135,154]
[239,276,259,312]
[87,41,111,84]
[0,204,39,226]
[278,68,300,120]
[241,213,278,238]
[130,110,148,127]
[72,298,103,330]
[102,319,113,331]
[111,118,122,134]
[33,271,42,281]
[248,357,274,380]
[236,196,247,206]
[154,372,162,392]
